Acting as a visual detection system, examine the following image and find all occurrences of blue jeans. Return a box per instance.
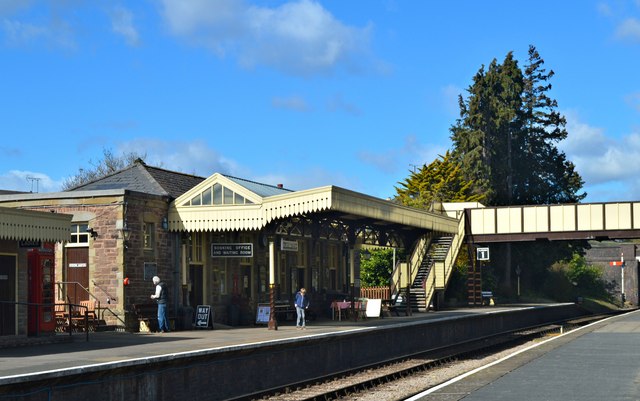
[296,306,306,327]
[157,303,169,332]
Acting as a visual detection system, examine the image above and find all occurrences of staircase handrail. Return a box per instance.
[56,281,101,304]
[390,235,430,300]
[441,212,467,286]
[389,257,402,297]
[408,235,429,286]
[419,212,466,310]
[100,306,126,327]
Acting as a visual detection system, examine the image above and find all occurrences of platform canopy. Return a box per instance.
[168,173,459,245]
[0,206,72,242]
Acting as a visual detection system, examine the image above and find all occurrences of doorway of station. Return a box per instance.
[189,265,203,308]
[296,267,306,291]
[64,247,89,305]
[0,254,17,336]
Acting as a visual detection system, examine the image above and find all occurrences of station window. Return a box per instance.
[328,244,338,268]
[189,232,204,263]
[68,224,89,246]
[143,222,155,250]
[183,183,254,206]
[296,241,306,267]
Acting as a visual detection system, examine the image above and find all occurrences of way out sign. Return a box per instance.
[195,305,213,329]
[477,247,490,261]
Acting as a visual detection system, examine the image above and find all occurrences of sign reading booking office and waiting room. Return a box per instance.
[211,243,253,258]
[281,239,298,252]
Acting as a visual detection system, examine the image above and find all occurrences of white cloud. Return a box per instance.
[109,6,140,47]
[0,170,62,193]
[118,138,349,193]
[1,16,74,48]
[158,0,374,76]
[561,111,640,201]
[116,138,241,178]
[616,17,640,42]
[254,168,353,192]
[358,135,447,174]
[327,93,361,115]
[597,2,613,17]
[271,95,310,112]
[2,18,46,43]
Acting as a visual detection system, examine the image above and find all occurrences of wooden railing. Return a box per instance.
[360,286,390,300]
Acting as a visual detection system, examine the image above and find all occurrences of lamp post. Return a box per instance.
[350,247,355,322]
[268,238,277,330]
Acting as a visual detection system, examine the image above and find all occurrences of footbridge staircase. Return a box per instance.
[388,200,640,312]
[391,210,466,312]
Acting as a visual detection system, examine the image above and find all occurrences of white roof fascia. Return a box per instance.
[170,185,459,234]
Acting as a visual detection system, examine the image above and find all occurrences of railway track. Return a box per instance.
[236,314,612,401]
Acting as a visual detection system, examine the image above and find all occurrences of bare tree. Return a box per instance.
[62,148,147,190]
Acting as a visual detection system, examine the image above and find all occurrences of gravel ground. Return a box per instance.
[343,336,550,401]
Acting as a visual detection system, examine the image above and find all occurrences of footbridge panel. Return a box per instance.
[467,202,640,242]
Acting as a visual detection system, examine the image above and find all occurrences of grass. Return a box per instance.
[577,297,622,314]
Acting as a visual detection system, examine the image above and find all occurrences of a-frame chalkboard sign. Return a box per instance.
[195,305,213,329]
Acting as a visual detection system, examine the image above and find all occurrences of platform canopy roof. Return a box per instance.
[168,173,459,236]
[0,207,72,242]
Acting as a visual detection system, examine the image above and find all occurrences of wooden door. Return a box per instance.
[0,254,16,336]
[65,247,89,305]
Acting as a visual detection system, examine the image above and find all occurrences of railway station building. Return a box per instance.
[3,159,638,336]
[0,206,72,336]
[0,160,461,333]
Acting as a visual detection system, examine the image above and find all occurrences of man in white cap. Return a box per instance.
[150,276,170,332]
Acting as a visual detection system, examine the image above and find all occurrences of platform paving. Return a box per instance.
[0,305,541,382]
[412,308,640,401]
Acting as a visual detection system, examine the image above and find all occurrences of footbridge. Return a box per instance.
[464,201,640,243]
[398,201,640,312]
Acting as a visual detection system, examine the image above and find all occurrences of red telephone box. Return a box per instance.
[28,245,56,335]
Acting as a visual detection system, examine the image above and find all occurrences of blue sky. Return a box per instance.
[1,0,639,203]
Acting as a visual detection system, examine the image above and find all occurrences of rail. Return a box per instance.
[101,307,126,327]
[237,310,613,401]
[56,281,101,305]
[56,281,104,319]
[0,300,89,341]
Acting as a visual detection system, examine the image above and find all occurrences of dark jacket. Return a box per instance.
[157,282,168,304]
[295,292,309,309]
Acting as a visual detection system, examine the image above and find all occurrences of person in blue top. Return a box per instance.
[294,288,310,330]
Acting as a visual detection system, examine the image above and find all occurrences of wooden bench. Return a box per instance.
[55,300,99,332]
[131,303,176,332]
[55,300,71,333]
[481,291,496,306]
[131,303,160,332]
[75,300,99,332]
[381,299,401,317]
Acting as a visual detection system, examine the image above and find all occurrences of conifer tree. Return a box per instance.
[448,46,586,297]
[394,151,484,209]
[518,45,585,204]
[450,47,585,206]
